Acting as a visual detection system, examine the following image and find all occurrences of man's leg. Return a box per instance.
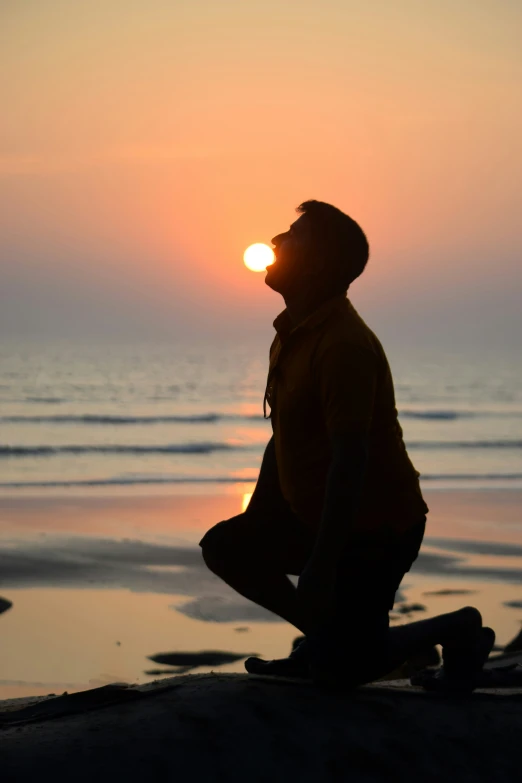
[246,521,427,679]
[391,609,496,692]
[309,520,426,683]
[310,518,494,690]
[389,606,484,660]
[199,509,314,634]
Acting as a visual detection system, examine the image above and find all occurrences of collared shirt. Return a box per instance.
[264,295,428,535]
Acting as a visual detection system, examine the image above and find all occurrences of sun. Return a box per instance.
[241,492,253,513]
[243,243,274,272]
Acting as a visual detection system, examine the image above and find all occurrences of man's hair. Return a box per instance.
[296,200,369,291]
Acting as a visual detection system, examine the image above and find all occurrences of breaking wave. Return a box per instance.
[1,472,522,489]
[407,440,522,450]
[399,410,522,420]
[0,442,250,458]
[2,440,522,459]
[0,413,249,425]
[2,409,522,425]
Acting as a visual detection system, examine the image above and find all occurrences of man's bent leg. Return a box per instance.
[392,608,496,692]
[200,511,313,634]
[246,522,426,680]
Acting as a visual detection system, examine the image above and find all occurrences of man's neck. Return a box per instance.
[284,290,339,327]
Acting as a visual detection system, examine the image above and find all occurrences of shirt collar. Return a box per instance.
[273,294,348,339]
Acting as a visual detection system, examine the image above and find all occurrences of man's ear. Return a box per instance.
[306,248,327,276]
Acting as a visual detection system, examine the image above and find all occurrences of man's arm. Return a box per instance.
[311,432,368,566]
[314,341,376,556]
[297,343,376,624]
[245,436,286,516]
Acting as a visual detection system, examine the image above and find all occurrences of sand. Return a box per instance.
[1,668,522,782]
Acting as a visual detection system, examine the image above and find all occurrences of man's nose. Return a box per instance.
[271,232,286,246]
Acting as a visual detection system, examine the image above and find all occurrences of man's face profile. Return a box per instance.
[265,214,312,295]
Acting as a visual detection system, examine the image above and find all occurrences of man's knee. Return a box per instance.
[199,514,248,573]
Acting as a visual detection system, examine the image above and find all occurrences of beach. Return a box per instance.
[1,487,521,701]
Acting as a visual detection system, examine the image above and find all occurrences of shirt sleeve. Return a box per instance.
[316,341,377,437]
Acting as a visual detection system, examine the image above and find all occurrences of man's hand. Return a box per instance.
[297,557,336,631]
[297,434,368,632]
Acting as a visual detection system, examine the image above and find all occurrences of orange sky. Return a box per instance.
[1,0,521,347]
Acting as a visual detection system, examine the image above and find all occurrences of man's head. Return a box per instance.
[265,200,369,299]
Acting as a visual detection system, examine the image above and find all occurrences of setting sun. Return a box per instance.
[243,243,275,272]
[242,492,253,513]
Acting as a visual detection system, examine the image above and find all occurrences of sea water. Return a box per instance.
[1,338,522,493]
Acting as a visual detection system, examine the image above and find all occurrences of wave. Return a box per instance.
[0,413,262,425]
[407,440,522,450]
[1,472,521,489]
[421,473,522,481]
[2,439,522,459]
[399,410,522,420]
[2,409,522,425]
[400,410,469,420]
[0,476,259,488]
[0,442,250,458]
[24,396,66,404]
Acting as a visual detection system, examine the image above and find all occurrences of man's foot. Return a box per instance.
[244,636,311,678]
[411,626,496,694]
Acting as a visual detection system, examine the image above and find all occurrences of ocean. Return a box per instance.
[1,339,522,493]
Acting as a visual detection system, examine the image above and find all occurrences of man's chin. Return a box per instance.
[264,268,281,293]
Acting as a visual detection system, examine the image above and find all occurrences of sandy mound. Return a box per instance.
[1,671,522,782]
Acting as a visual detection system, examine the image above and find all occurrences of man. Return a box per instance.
[200,201,493,689]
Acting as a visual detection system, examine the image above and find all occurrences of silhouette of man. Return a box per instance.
[200,201,493,689]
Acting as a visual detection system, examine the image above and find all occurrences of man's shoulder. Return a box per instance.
[319,300,383,356]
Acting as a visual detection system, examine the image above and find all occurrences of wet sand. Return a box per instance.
[0,488,520,700]
[1,487,521,544]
